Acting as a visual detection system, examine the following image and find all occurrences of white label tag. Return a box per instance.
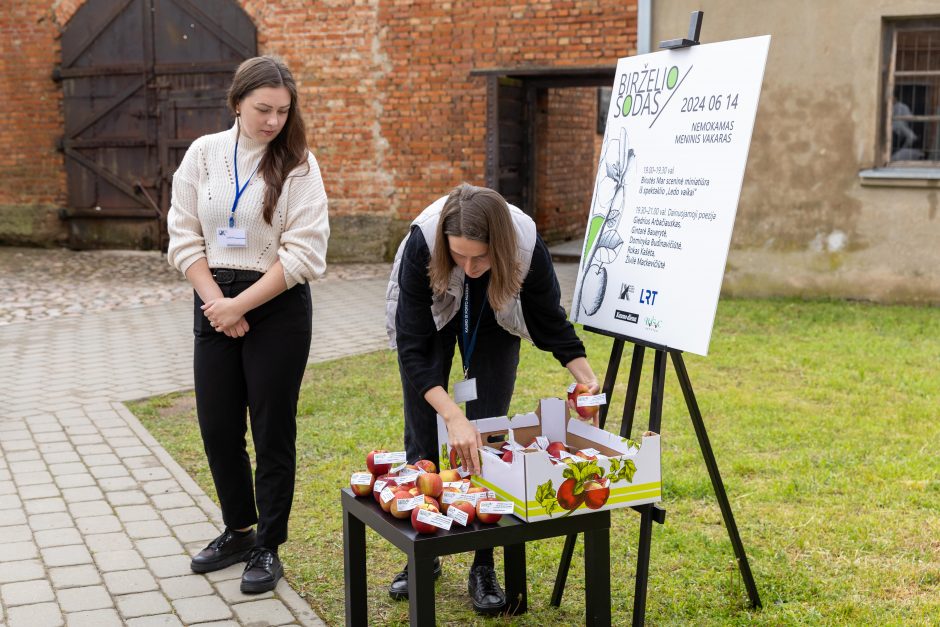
[557,450,576,459]
[461,492,486,504]
[453,377,478,403]
[567,382,578,394]
[447,506,470,526]
[578,447,602,457]
[535,436,549,450]
[375,452,407,465]
[216,227,247,248]
[399,466,423,477]
[396,496,423,511]
[441,491,461,504]
[442,481,465,490]
[390,463,407,474]
[380,487,396,503]
[478,500,515,514]
[350,472,373,486]
[373,480,388,493]
[487,490,496,499]
[576,393,607,407]
[394,475,417,485]
[416,508,453,530]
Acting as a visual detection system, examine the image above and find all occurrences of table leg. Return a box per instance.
[584,527,611,627]
[503,543,527,614]
[408,554,437,626]
[343,507,367,627]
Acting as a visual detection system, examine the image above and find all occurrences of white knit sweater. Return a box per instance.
[167,124,329,288]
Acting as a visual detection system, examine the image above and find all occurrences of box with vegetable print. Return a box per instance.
[436,397,661,522]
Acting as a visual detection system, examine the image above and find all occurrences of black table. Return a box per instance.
[341,488,612,626]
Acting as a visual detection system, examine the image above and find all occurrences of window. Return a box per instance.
[597,87,611,134]
[882,20,940,165]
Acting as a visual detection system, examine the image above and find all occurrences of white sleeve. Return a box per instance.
[166,139,206,275]
[277,153,330,288]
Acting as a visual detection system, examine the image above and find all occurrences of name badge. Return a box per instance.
[217,227,247,248]
[454,377,478,404]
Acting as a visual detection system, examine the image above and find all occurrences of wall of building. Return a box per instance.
[653,0,940,303]
[0,1,635,258]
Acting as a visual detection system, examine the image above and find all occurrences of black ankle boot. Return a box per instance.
[387,557,442,600]
[468,564,506,614]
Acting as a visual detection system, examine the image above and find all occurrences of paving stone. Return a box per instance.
[43,450,80,463]
[126,519,171,539]
[231,598,295,625]
[68,500,113,518]
[13,470,53,486]
[1,439,36,452]
[6,601,63,627]
[70,434,104,446]
[55,473,96,489]
[159,573,215,601]
[106,490,148,506]
[85,532,133,553]
[146,554,192,578]
[126,615,184,627]
[214,577,274,603]
[115,590,173,619]
[83,453,121,467]
[159,506,205,526]
[172,595,233,623]
[115,446,151,458]
[56,584,113,612]
[102,568,158,595]
[1,524,33,542]
[10,460,46,473]
[76,514,122,534]
[28,511,73,531]
[98,476,138,492]
[136,536,185,558]
[0,493,22,509]
[41,544,94,567]
[0,559,45,584]
[1,578,56,606]
[150,492,194,509]
[93,548,146,572]
[64,608,123,627]
[131,467,172,482]
[0,479,16,494]
[24,496,67,514]
[0,508,27,526]
[90,465,130,479]
[49,564,102,589]
[115,504,159,523]
[7,540,39,561]
[174,521,218,543]
[48,462,87,476]
[203,562,243,583]
[125,456,161,469]
[19,483,61,499]
[75,444,111,455]
[62,486,104,503]
[142,479,181,496]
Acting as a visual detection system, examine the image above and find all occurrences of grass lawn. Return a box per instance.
[130,298,940,625]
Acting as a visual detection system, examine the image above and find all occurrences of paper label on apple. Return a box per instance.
[350,472,373,486]
[441,491,461,504]
[373,480,388,493]
[567,382,578,393]
[442,481,465,491]
[487,490,497,499]
[578,447,603,457]
[576,393,607,407]
[390,462,406,474]
[461,492,486,504]
[398,467,424,478]
[479,500,515,514]
[396,496,423,511]
[557,450,576,459]
[417,508,454,530]
[535,436,549,450]
[374,451,407,465]
[447,506,469,526]
[380,487,396,503]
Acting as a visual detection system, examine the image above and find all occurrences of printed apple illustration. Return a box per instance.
[414,459,437,473]
[390,490,416,519]
[448,447,462,470]
[546,441,568,458]
[411,503,441,534]
[349,472,375,497]
[569,383,599,420]
[475,498,503,524]
[373,472,399,503]
[556,478,586,511]
[450,499,476,525]
[416,472,443,498]
[439,469,461,483]
[583,479,611,509]
[367,450,391,476]
[501,450,513,463]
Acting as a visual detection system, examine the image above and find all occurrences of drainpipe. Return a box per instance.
[637,0,653,54]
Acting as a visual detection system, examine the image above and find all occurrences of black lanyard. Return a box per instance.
[461,280,487,378]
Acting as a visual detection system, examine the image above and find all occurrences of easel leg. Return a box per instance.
[631,503,654,627]
[670,351,762,608]
[597,339,624,429]
[620,345,646,437]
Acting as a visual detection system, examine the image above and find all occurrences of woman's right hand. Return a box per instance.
[446,413,483,475]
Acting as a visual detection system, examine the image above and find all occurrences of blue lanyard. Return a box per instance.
[461,281,486,378]
[229,138,260,228]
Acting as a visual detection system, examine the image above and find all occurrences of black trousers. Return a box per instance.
[193,277,311,549]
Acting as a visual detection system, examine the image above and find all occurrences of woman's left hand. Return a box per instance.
[202,297,247,333]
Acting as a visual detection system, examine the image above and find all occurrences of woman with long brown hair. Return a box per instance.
[167,55,329,593]
[386,183,598,614]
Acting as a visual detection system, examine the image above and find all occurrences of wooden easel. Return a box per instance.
[550,13,762,626]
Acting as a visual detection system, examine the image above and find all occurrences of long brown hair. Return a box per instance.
[428,184,522,311]
[227,56,308,224]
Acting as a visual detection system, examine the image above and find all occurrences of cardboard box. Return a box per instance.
[437,397,661,522]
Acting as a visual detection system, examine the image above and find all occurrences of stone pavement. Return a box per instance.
[0,247,580,626]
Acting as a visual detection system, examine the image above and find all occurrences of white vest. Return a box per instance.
[385,195,538,349]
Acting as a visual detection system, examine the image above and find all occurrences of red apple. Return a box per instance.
[583,479,610,509]
[367,450,392,476]
[411,503,441,534]
[439,486,461,514]
[475,498,503,524]
[349,472,375,497]
[439,469,461,483]
[501,450,513,463]
[414,459,437,474]
[546,441,568,458]
[556,478,586,511]
[379,486,400,513]
[450,499,476,525]
[416,473,443,498]
[373,472,399,503]
[390,490,417,519]
[569,383,599,420]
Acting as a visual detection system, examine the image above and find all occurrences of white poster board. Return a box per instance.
[571,36,770,356]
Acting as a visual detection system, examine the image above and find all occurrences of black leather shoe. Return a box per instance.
[387,557,442,601]
[190,529,256,574]
[468,564,506,615]
[240,547,283,593]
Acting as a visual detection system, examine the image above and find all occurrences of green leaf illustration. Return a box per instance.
[583,214,606,258]
[535,479,558,517]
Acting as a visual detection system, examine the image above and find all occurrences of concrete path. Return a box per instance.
[0,247,580,627]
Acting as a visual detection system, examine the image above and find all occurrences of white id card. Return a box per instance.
[217,227,247,248]
[453,377,478,403]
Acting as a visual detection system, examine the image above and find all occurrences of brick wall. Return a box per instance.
[0,0,636,256]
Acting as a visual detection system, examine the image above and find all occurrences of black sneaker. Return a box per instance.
[190,528,255,574]
[387,557,443,600]
[468,564,506,615]
[240,547,283,593]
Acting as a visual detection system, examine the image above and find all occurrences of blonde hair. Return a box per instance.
[428,184,522,311]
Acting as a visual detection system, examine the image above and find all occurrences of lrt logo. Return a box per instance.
[644,316,662,330]
[614,310,639,324]
[619,284,635,301]
[638,288,658,306]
